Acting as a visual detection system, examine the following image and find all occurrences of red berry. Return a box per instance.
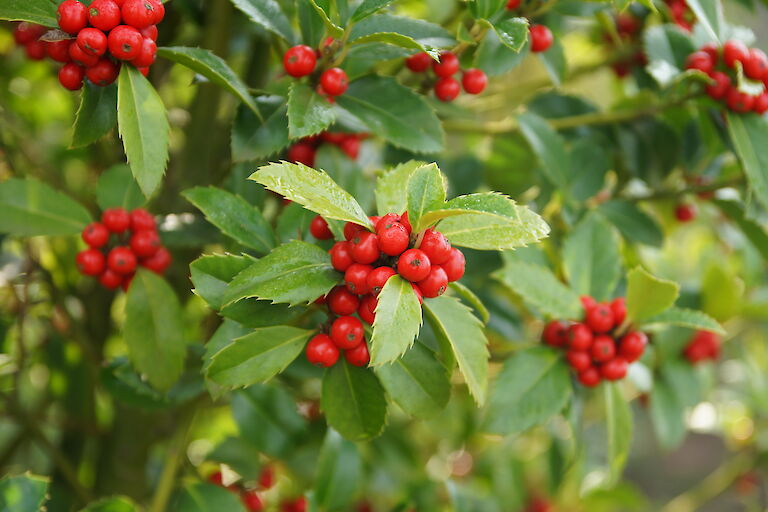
[258,465,274,489]
[286,142,316,167]
[358,294,377,324]
[122,0,158,29]
[397,249,431,282]
[310,216,333,240]
[726,87,755,113]
[330,316,364,349]
[432,51,459,77]
[86,57,120,86]
[405,52,432,72]
[400,211,412,233]
[351,231,380,264]
[344,263,373,295]
[76,249,106,276]
[506,0,521,9]
[675,203,697,222]
[88,0,121,31]
[600,357,629,381]
[108,25,143,60]
[376,222,409,256]
[529,24,553,53]
[13,23,46,45]
[419,229,451,264]
[723,39,749,68]
[339,136,360,160]
[57,0,88,34]
[140,25,158,41]
[329,242,354,272]
[375,213,400,231]
[706,71,730,100]
[130,209,156,231]
[70,42,100,67]
[107,246,137,275]
[327,286,359,315]
[568,323,593,351]
[610,297,626,327]
[700,42,719,61]
[417,265,448,298]
[82,222,110,248]
[434,77,460,102]
[744,48,768,79]
[59,63,85,90]
[131,37,157,67]
[47,40,72,63]
[137,66,149,77]
[367,266,396,296]
[102,208,131,233]
[283,45,317,77]
[542,320,569,347]
[306,334,339,367]
[241,491,264,512]
[619,331,647,362]
[442,248,465,282]
[320,67,349,96]
[130,229,161,258]
[343,222,364,241]
[591,335,616,363]
[411,283,423,304]
[616,13,640,35]
[25,40,47,60]
[99,269,123,289]
[753,92,768,114]
[685,51,714,74]
[577,367,601,387]
[585,303,615,333]
[345,341,370,367]
[566,350,592,372]
[462,68,487,94]
[141,246,171,273]
[77,28,108,57]
[580,295,597,311]
[148,0,164,23]
[281,497,308,512]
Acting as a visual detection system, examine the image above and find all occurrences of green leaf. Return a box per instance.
[0,1,57,26]
[79,497,136,512]
[650,376,686,450]
[407,163,446,232]
[604,383,633,483]
[686,0,725,42]
[224,240,340,306]
[0,474,49,512]
[207,326,313,387]
[183,187,276,254]
[335,76,445,153]
[562,214,621,301]
[483,347,572,435]
[228,0,295,43]
[71,82,117,148]
[250,161,372,229]
[287,83,336,139]
[375,342,451,418]
[538,37,567,87]
[493,260,582,319]
[598,200,663,247]
[124,269,186,391]
[643,25,696,86]
[423,295,489,404]
[175,482,246,512]
[474,28,529,76]
[207,437,264,481]
[350,14,456,48]
[642,307,725,334]
[321,361,387,441]
[231,97,289,162]
[625,267,680,322]
[307,0,344,37]
[351,0,396,22]
[491,17,529,52]
[0,178,92,236]
[349,32,439,58]
[370,275,423,366]
[117,65,170,198]
[726,112,768,212]
[157,47,261,117]
[470,0,505,19]
[314,430,362,510]
[517,112,569,188]
[191,253,253,310]
[375,160,429,216]
[96,164,145,211]
[448,282,490,324]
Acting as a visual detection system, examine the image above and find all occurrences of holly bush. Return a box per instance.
[2,0,768,510]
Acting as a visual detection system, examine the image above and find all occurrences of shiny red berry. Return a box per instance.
[131,37,157,67]
[310,216,333,240]
[13,23,46,45]
[344,263,373,295]
[417,265,448,298]
[675,203,697,222]
[580,295,596,311]
[400,211,412,233]
[542,320,569,347]
[108,25,143,60]
[568,323,593,351]
[405,52,432,72]
[600,357,629,381]
[619,331,647,362]
[566,350,591,372]
[397,249,431,282]
[345,341,370,367]
[753,92,768,114]
[327,286,359,315]
[723,39,749,68]
[358,294,377,324]
[88,0,121,31]
[122,0,158,29]
[351,231,380,264]
[529,24,553,53]
[419,229,451,264]
[343,221,364,241]
[320,67,349,96]
[578,367,601,387]
[140,24,158,41]
[411,283,423,304]
[141,246,171,273]
[745,48,768,79]
[130,229,161,258]
[47,40,72,63]
[76,249,106,276]
[102,208,131,233]
[25,40,47,60]
[376,222,409,256]
[462,69,487,94]
[306,334,339,367]
[86,57,120,86]
[506,0,521,8]
[57,0,88,34]
[286,142,316,166]
[685,51,714,74]
[610,297,626,326]
[70,42,100,67]
[99,269,123,289]
[59,63,85,90]
[330,316,364,349]
[329,242,354,272]
[241,491,264,512]
[585,303,615,333]
[108,246,137,275]
[442,248,465,282]
[591,335,616,363]
[283,45,317,77]
[82,222,110,248]
[77,28,108,57]
[366,266,396,296]
[706,71,731,101]
[130,209,156,231]
[432,51,459,77]
[339,136,360,159]
[726,87,755,113]
[434,77,460,102]
[148,0,164,23]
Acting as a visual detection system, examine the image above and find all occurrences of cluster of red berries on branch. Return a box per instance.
[286,131,368,168]
[208,466,279,512]
[603,12,648,77]
[283,43,349,101]
[504,2,554,53]
[13,0,162,91]
[76,208,170,290]
[687,40,768,114]
[405,50,488,102]
[542,296,648,387]
[683,330,721,364]
[665,0,695,31]
[305,212,466,368]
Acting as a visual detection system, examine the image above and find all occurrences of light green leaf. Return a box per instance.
[407,163,446,232]
[350,14,456,48]
[642,307,725,334]
[224,241,340,306]
[314,430,362,510]
[79,497,136,512]
[375,160,429,216]
[176,482,246,512]
[157,47,261,116]
[348,32,439,58]
[562,214,621,301]
[643,25,697,86]
[351,0,396,22]
[117,65,170,198]
[599,200,663,247]
[423,295,489,404]
[0,178,92,236]
[474,28,529,76]
[448,282,490,324]
[491,17,529,52]
[183,186,276,254]
[231,97,289,162]
[71,82,117,148]
[375,342,451,418]
[96,164,145,211]
[686,0,725,42]
[228,0,295,43]
[370,275,423,366]
[191,253,253,310]
[605,383,633,483]
[625,267,680,322]
[493,260,582,319]
[518,112,569,188]
[470,0,505,19]
[726,112,768,212]
[307,0,344,37]
[483,347,572,435]
[0,1,57,26]
[0,473,49,512]
[287,83,336,139]
[250,161,373,229]
[321,361,388,441]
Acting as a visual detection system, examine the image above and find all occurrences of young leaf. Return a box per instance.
[224,241,340,306]
[250,161,373,229]
[562,214,621,301]
[124,269,186,392]
[491,17,529,52]
[351,0,396,22]
[207,326,313,388]
[96,164,145,211]
[0,474,49,512]
[231,98,289,162]
[407,163,446,232]
[448,282,490,324]
[80,497,137,512]
[726,112,768,212]
[175,482,246,512]
[598,200,663,247]
[650,376,686,450]
[423,295,489,405]
[157,47,261,117]
[183,186,276,254]
[370,275,423,366]
[335,76,445,153]
[686,0,725,42]
[117,65,170,198]
[228,0,295,43]
[314,430,363,510]
[287,83,336,139]
[191,254,255,310]
[604,383,633,483]
[517,112,569,188]
[321,361,388,441]
[483,347,572,435]
[375,342,451,418]
[642,307,725,334]
[493,260,582,319]
[0,178,92,236]
[71,82,117,148]
[625,267,680,322]
[0,0,57,26]
[375,160,429,216]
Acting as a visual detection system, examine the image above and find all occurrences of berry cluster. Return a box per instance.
[665,0,695,31]
[14,0,163,91]
[283,43,349,101]
[305,212,466,368]
[687,40,768,114]
[683,330,721,364]
[286,131,367,167]
[76,208,170,290]
[604,13,647,77]
[405,51,488,102]
[208,466,276,512]
[542,296,648,387]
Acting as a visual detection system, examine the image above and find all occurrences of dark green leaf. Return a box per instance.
[470,0,505,19]
[321,361,388,441]
[175,482,246,512]
[0,0,57,26]
[231,97,289,162]
[493,260,582,319]
[370,275,423,366]
[643,25,696,86]
[0,178,92,236]
[0,474,49,512]
[314,430,362,510]
[71,82,117,148]
[191,253,254,310]
[348,32,440,58]
[650,376,686,449]
[714,199,768,259]
[518,112,569,188]
[492,17,529,52]
[474,29,529,76]
[351,0,396,22]
[96,164,145,211]
[598,200,663,247]
[228,0,294,42]
[562,214,621,301]
[350,14,455,48]
[287,83,336,139]
[726,112,768,211]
